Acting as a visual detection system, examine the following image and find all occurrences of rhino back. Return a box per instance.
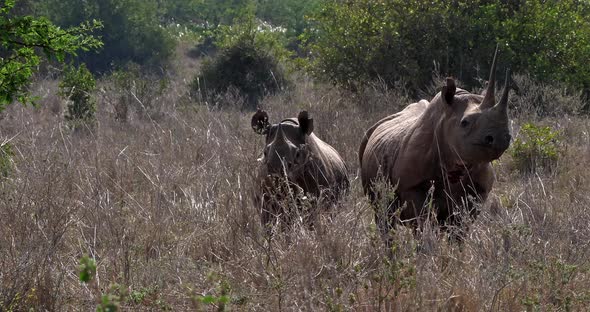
[360,100,431,191]
[302,133,349,195]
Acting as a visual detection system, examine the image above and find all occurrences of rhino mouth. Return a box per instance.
[466,143,508,163]
[447,170,464,184]
[491,148,508,160]
[473,142,510,154]
[264,175,295,189]
[445,161,473,184]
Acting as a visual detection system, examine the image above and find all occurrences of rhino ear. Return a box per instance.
[441,77,456,105]
[298,110,314,135]
[251,108,270,135]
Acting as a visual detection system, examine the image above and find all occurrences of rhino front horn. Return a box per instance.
[298,110,314,135]
[481,45,499,110]
[442,77,456,105]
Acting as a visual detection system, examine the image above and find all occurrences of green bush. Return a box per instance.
[256,0,321,40]
[78,255,96,283]
[174,0,319,57]
[304,0,422,91]
[78,255,123,311]
[37,0,175,73]
[109,63,169,121]
[195,0,253,27]
[305,0,590,94]
[192,15,290,109]
[0,0,102,108]
[0,143,14,178]
[510,123,560,174]
[59,63,96,122]
[190,271,234,310]
[214,14,292,63]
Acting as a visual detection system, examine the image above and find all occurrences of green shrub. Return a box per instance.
[109,63,168,121]
[0,143,14,178]
[304,0,420,91]
[38,0,175,73]
[78,255,123,311]
[192,15,290,109]
[194,42,288,109]
[510,123,560,174]
[190,271,234,311]
[59,63,96,122]
[78,255,96,283]
[256,0,321,39]
[305,0,590,94]
[214,14,292,63]
[0,0,102,108]
[177,0,319,58]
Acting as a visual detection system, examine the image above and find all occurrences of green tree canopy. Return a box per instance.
[0,0,102,109]
[256,0,321,38]
[193,12,291,109]
[306,0,590,93]
[37,0,174,73]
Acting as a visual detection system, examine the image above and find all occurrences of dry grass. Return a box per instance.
[1,47,590,311]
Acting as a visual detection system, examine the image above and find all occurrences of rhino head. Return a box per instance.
[438,48,512,167]
[251,109,314,177]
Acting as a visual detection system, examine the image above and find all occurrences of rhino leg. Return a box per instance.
[369,182,431,246]
[399,185,434,228]
[259,192,294,235]
[434,178,491,243]
[372,197,399,244]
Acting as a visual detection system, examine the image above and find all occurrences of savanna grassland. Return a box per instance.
[1,40,590,311]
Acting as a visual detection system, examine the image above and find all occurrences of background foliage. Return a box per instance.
[59,63,96,122]
[191,11,291,108]
[2,0,590,310]
[36,0,175,73]
[7,0,588,100]
[0,0,101,108]
[305,0,590,94]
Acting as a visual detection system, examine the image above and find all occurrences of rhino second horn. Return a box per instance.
[443,77,456,105]
[481,45,499,110]
[298,110,314,135]
[494,69,511,114]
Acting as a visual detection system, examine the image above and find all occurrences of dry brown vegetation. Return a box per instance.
[1,47,590,311]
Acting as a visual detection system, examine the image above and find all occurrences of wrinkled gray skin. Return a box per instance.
[359,50,511,241]
[252,110,349,231]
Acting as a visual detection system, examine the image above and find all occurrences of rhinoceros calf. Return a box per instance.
[359,50,511,241]
[251,109,349,231]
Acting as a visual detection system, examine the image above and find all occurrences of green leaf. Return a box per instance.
[199,295,217,304]
[0,0,102,110]
[78,255,96,283]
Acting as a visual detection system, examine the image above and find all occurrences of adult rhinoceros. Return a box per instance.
[251,109,349,231]
[359,50,511,241]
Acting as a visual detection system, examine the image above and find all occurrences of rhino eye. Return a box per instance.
[460,119,470,128]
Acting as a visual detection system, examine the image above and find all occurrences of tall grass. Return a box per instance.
[1,46,589,310]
